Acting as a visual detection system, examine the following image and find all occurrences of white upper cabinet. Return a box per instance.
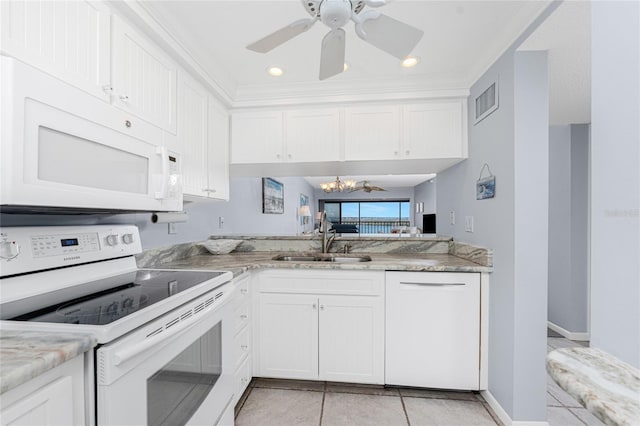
[403,102,466,159]
[0,0,111,101]
[207,97,230,200]
[178,71,208,198]
[231,111,284,164]
[179,70,230,201]
[284,109,341,162]
[344,105,401,161]
[111,16,177,134]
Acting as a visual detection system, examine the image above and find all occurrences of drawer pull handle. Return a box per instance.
[399,282,465,286]
[241,345,248,350]
[240,314,248,319]
[240,289,248,294]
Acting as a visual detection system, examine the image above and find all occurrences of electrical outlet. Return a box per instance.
[168,223,177,234]
[218,216,224,229]
[449,211,456,225]
[465,216,474,233]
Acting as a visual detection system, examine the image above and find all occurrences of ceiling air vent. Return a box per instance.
[474,81,499,124]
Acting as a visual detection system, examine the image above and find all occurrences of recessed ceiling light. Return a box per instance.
[401,56,419,68]
[343,62,350,71]
[267,66,284,77]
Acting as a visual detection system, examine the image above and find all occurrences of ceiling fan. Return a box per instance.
[246,0,424,80]
[350,181,387,193]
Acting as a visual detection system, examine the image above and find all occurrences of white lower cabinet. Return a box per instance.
[232,274,252,407]
[0,356,86,425]
[255,270,384,384]
[385,271,484,390]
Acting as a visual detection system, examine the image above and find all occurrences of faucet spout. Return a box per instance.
[320,211,337,253]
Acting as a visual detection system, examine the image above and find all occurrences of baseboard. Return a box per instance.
[480,390,549,426]
[547,321,590,341]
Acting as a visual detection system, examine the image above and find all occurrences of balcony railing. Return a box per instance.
[339,219,410,234]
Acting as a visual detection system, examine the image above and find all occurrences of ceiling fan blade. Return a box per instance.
[247,18,316,53]
[319,28,346,80]
[358,12,423,60]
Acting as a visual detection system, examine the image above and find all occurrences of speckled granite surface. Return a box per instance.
[150,252,492,277]
[547,347,640,426]
[0,330,96,394]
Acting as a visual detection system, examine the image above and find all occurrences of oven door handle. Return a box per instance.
[113,311,203,366]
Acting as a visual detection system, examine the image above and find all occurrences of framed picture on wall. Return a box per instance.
[262,178,284,214]
[300,193,310,225]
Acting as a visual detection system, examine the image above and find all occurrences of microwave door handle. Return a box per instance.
[113,310,202,366]
[155,146,169,199]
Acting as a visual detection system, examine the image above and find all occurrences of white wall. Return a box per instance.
[590,1,640,368]
[548,124,589,334]
[436,48,550,421]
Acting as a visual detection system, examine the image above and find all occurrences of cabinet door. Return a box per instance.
[111,16,177,134]
[258,293,318,380]
[385,272,480,390]
[403,102,466,159]
[344,105,400,161]
[1,377,73,425]
[285,109,341,162]
[0,0,111,101]
[318,295,384,384]
[178,72,208,198]
[207,97,230,200]
[231,111,283,164]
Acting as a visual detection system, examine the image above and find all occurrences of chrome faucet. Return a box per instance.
[320,211,336,253]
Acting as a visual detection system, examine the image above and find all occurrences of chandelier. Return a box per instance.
[320,176,356,193]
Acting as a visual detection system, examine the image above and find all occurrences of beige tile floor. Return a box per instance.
[234,332,605,426]
[235,379,501,426]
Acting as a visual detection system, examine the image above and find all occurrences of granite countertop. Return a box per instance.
[156,252,492,277]
[547,347,640,426]
[0,330,96,395]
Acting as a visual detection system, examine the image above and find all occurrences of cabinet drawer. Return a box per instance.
[234,300,251,336]
[234,274,251,307]
[233,355,252,407]
[259,270,384,296]
[233,324,251,371]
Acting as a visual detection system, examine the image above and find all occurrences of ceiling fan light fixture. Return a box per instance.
[267,66,284,76]
[401,56,419,68]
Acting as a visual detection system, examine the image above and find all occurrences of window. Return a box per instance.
[321,200,410,234]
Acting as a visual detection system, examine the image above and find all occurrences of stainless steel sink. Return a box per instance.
[272,254,372,263]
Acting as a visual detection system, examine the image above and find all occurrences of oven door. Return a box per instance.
[96,288,234,426]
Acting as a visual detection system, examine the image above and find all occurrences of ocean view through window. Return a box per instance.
[322,201,410,234]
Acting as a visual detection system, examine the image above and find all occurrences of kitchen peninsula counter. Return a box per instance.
[151,252,492,277]
[0,330,95,394]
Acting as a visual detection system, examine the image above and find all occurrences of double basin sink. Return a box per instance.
[272,253,372,263]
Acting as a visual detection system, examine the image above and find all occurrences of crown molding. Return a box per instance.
[110,0,236,107]
[231,75,470,108]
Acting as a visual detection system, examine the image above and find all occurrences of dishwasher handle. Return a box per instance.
[399,281,466,287]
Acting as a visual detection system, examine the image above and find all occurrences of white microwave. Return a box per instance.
[0,56,183,213]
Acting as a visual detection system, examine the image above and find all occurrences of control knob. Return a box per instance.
[122,233,135,245]
[0,241,20,260]
[105,234,119,246]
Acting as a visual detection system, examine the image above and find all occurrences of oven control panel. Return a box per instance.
[31,233,100,258]
[0,225,142,277]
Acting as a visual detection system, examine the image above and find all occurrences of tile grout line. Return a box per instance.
[318,382,327,426]
[399,392,411,426]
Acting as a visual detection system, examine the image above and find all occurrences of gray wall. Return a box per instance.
[414,179,437,214]
[0,177,317,249]
[548,124,589,334]
[436,48,550,421]
[590,1,640,368]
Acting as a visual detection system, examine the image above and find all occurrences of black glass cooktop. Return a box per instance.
[9,270,226,325]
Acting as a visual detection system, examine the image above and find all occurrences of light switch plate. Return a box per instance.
[449,211,456,225]
[465,216,474,233]
[168,223,177,234]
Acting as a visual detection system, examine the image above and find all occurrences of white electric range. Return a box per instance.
[0,225,235,426]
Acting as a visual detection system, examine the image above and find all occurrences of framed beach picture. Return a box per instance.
[300,193,310,225]
[262,178,284,214]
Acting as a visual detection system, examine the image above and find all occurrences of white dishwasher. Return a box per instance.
[385,271,481,390]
